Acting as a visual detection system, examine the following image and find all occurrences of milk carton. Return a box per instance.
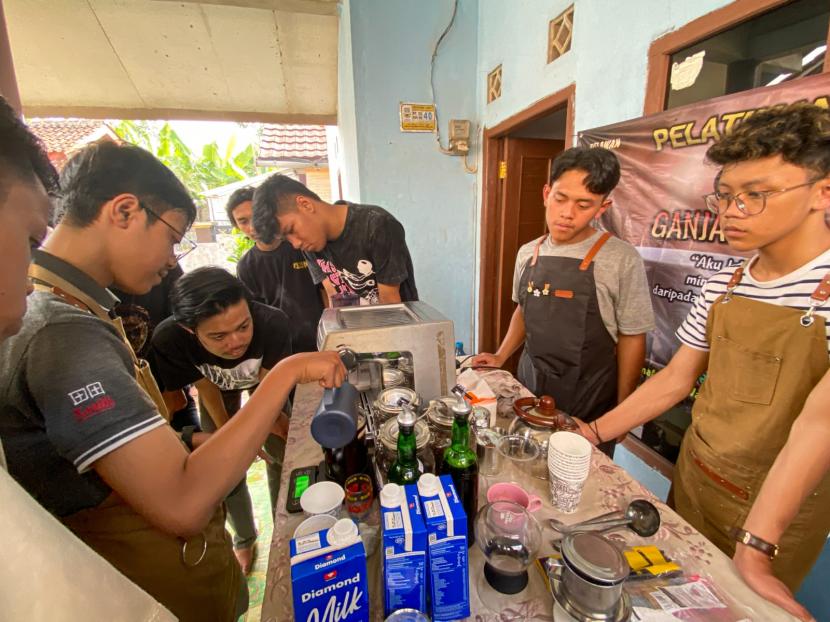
[290,518,369,622]
[417,473,471,621]
[380,483,428,616]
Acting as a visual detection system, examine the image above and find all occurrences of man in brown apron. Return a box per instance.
[581,103,830,621]
[0,95,177,622]
[0,141,346,622]
[474,147,655,454]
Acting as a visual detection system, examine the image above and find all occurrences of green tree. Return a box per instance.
[113,120,259,203]
[114,120,263,262]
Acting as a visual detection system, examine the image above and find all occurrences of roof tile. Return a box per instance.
[257,124,328,166]
[27,118,110,154]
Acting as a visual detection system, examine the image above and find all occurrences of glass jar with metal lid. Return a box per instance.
[425,398,491,471]
[382,366,406,389]
[423,396,455,470]
[376,417,434,477]
[374,387,421,421]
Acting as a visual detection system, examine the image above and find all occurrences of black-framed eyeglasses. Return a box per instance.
[139,201,197,261]
[702,180,819,216]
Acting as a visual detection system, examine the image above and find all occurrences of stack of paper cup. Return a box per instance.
[547,431,592,514]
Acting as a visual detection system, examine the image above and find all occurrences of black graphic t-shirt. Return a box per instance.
[304,202,418,305]
[237,241,323,353]
[149,301,292,394]
[111,265,183,359]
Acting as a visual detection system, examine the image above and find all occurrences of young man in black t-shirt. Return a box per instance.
[227,187,324,352]
[252,175,418,306]
[111,265,200,431]
[150,266,291,573]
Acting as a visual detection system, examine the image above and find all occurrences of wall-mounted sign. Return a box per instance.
[399,102,436,132]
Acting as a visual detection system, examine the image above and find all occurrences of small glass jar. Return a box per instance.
[424,397,455,471]
[382,367,406,389]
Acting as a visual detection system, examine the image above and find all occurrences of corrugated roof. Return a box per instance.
[27,118,115,154]
[257,124,328,166]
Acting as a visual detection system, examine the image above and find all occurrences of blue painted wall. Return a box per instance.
[338,2,829,611]
[340,0,479,348]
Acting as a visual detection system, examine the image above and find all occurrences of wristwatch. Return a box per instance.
[181,425,197,451]
[731,527,779,560]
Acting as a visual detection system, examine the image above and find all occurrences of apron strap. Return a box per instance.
[801,270,830,327]
[29,264,170,420]
[579,231,612,271]
[722,260,750,303]
[721,261,830,327]
[529,235,548,268]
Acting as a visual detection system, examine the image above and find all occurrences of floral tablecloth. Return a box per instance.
[261,372,796,622]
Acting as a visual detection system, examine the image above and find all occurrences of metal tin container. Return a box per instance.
[558,532,629,617]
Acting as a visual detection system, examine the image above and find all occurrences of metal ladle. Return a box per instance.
[550,499,661,538]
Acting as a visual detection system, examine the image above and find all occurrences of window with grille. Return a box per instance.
[548,5,574,64]
[487,64,502,104]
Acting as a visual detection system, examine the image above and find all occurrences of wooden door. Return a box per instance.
[495,137,565,373]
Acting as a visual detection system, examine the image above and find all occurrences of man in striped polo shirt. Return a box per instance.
[580,102,830,621]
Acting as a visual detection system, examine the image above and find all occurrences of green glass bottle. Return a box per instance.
[440,385,479,547]
[387,398,420,485]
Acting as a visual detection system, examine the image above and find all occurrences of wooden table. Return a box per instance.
[261,374,796,622]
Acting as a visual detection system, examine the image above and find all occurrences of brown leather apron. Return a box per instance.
[29,263,241,622]
[673,262,830,591]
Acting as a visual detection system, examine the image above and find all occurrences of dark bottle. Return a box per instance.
[387,398,421,485]
[440,385,479,547]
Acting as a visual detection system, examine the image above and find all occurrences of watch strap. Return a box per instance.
[731,527,779,560]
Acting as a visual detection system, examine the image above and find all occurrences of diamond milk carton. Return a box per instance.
[290,518,369,622]
[380,483,428,616]
[417,473,471,621]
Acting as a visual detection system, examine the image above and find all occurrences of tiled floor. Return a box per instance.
[233,459,272,622]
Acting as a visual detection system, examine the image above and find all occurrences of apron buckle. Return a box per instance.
[800,299,823,328]
[181,532,208,567]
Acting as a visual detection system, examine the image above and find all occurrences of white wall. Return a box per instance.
[336,0,361,202]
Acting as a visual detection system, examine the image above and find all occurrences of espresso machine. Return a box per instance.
[314,301,456,486]
[317,301,455,401]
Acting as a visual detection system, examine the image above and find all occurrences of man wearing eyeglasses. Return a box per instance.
[0,141,346,621]
[578,103,830,621]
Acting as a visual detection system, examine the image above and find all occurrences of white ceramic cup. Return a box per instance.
[293,513,338,539]
[300,481,345,517]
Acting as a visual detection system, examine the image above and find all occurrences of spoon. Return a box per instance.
[548,509,622,532]
[552,499,661,537]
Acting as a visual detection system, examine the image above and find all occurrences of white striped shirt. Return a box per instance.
[676,248,830,355]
